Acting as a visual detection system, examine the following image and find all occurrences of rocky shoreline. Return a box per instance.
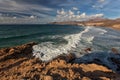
[0,42,120,80]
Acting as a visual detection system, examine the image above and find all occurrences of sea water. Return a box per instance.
[0,24,120,61]
[0,24,83,48]
[1,24,120,73]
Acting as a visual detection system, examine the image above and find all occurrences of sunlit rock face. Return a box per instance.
[0,43,120,80]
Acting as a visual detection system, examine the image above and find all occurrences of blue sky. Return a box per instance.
[0,0,120,24]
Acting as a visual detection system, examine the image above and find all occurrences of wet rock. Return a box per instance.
[84,48,92,53]
[110,57,120,72]
[110,57,120,65]
[111,48,119,54]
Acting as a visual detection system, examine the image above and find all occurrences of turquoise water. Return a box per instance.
[0,24,84,48]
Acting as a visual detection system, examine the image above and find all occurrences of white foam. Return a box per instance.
[32,27,91,62]
[86,36,94,44]
[80,27,107,45]
[32,25,120,64]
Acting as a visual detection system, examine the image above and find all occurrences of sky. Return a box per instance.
[0,0,120,24]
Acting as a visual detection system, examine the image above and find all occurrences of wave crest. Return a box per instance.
[32,27,91,62]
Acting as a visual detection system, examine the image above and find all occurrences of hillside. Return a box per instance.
[51,18,120,30]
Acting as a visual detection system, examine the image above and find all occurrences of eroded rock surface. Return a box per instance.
[0,43,120,80]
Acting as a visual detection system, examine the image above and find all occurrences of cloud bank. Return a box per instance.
[0,0,119,23]
[55,8,104,22]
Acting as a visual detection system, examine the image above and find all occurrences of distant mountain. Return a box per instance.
[51,18,120,30]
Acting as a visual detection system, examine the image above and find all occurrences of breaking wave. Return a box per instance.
[32,27,91,61]
[32,26,120,62]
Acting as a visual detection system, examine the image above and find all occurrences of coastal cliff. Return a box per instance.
[51,18,120,30]
[0,42,120,80]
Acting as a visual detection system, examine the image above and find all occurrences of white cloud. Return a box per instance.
[68,10,74,15]
[55,8,104,22]
[98,0,105,3]
[30,15,35,19]
[72,7,78,10]
[57,8,66,15]
[92,5,103,9]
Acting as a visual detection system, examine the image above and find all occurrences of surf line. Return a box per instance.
[32,26,91,62]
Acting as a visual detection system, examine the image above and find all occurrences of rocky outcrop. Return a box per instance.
[0,43,120,80]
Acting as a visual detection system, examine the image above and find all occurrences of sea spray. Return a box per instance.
[32,26,120,62]
[32,27,91,62]
[66,26,108,56]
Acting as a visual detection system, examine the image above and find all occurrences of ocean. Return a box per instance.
[0,24,120,61]
[0,24,84,48]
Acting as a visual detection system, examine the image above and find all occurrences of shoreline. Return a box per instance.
[50,18,120,30]
[0,42,120,80]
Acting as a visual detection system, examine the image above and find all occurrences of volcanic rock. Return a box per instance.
[0,42,120,80]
